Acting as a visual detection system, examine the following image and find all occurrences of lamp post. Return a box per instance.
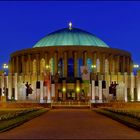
[2,63,8,101]
[90,64,96,81]
[133,64,139,75]
[3,63,8,75]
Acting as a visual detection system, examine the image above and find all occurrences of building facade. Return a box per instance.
[1,24,137,103]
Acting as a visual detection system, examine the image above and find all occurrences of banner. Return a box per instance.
[80,66,90,82]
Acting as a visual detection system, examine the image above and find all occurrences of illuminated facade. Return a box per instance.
[7,24,135,102]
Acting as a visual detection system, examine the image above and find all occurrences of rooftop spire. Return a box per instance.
[68,21,72,30]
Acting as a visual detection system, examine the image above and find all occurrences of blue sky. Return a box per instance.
[0,1,140,70]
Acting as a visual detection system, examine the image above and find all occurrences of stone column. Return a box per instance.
[83,51,87,66]
[112,56,115,74]
[126,57,130,74]
[100,54,103,73]
[62,79,66,101]
[115,56,120,74]
[122,56,126,73]
[74,51,78,77]
[43,86,47,101]
[40,80,44,103]
[8,73,12,100]
[28,54,31,73]
[96,52,100,73]
[36,54,40,80]
[124,72,128,102]
[12,57,15,74]
[91,80,95,103]
[93,52,96,73]
[130,60,133,73]
[16,56,19,73]
[51,84,55,98]
[1,73,6,102]
[8,60,12,74]
[96,59,100,73]
[54,52,58,75]
[63,51,67,77]
[22,55,25,74]
[136,72,140,101]
[14,73,18,100]
[76,80,80,100]
[1,73,4,96]
[105,59,109,74]
[109,55,113,74]
[98,80,102,103]
[47,81,51,103]
[130,72,134,101]
[102,54,105,73]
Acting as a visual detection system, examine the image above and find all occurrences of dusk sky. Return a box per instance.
[0,1,140,70]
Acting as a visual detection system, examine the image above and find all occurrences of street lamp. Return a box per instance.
[2,63,8,100]
[133,64,139,75]
[91,64,96,72]
[3,63,8,75]
[90,64,96,81]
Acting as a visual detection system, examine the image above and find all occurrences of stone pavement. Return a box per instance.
[0,109,140,139]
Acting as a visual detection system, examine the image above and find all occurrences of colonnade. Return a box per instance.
[10,50,132,77]
[0,72,140,103]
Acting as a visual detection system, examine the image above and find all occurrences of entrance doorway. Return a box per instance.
[66,89,75,100]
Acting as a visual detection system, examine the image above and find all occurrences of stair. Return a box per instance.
[51,102,91,109]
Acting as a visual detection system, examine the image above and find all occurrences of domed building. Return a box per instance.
[8,23,133,102]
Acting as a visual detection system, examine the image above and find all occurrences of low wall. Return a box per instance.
[91,102,140,108]
[0,102,51,108]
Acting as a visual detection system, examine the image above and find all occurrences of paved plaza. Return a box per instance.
[0,109,140,139]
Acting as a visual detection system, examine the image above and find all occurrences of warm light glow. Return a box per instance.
[91,65,96,68]
[133,64,139,68]
[76,87,80,92]
[46,65,50,69]
[62,87,66,92]
[69,21,72,30]
[3,63,8,69]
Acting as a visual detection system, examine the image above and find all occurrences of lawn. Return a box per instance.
[0,107,49,132]
[94,107,140,131]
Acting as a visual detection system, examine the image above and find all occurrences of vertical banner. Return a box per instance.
[80,66,90,83]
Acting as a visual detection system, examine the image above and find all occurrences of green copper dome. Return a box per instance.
[33,28,109,48]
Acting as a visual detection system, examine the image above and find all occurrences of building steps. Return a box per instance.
[51,101,91,109]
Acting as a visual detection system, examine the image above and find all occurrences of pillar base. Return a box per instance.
[1,96,6,102]
[96,100,102,103]
[8,97,11,100]
[90,99,95,103]
[47,99,51,103]
[40,99,46,103]
[125,99,128,102]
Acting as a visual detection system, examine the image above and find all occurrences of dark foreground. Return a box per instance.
[0,109,140,139]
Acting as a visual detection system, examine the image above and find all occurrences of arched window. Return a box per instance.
[58,58,63,78]
[87,58,92,72]
[78,58,83,77]
[33,59,37,74]
[40,58,45,73]
[68,58,74,77]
